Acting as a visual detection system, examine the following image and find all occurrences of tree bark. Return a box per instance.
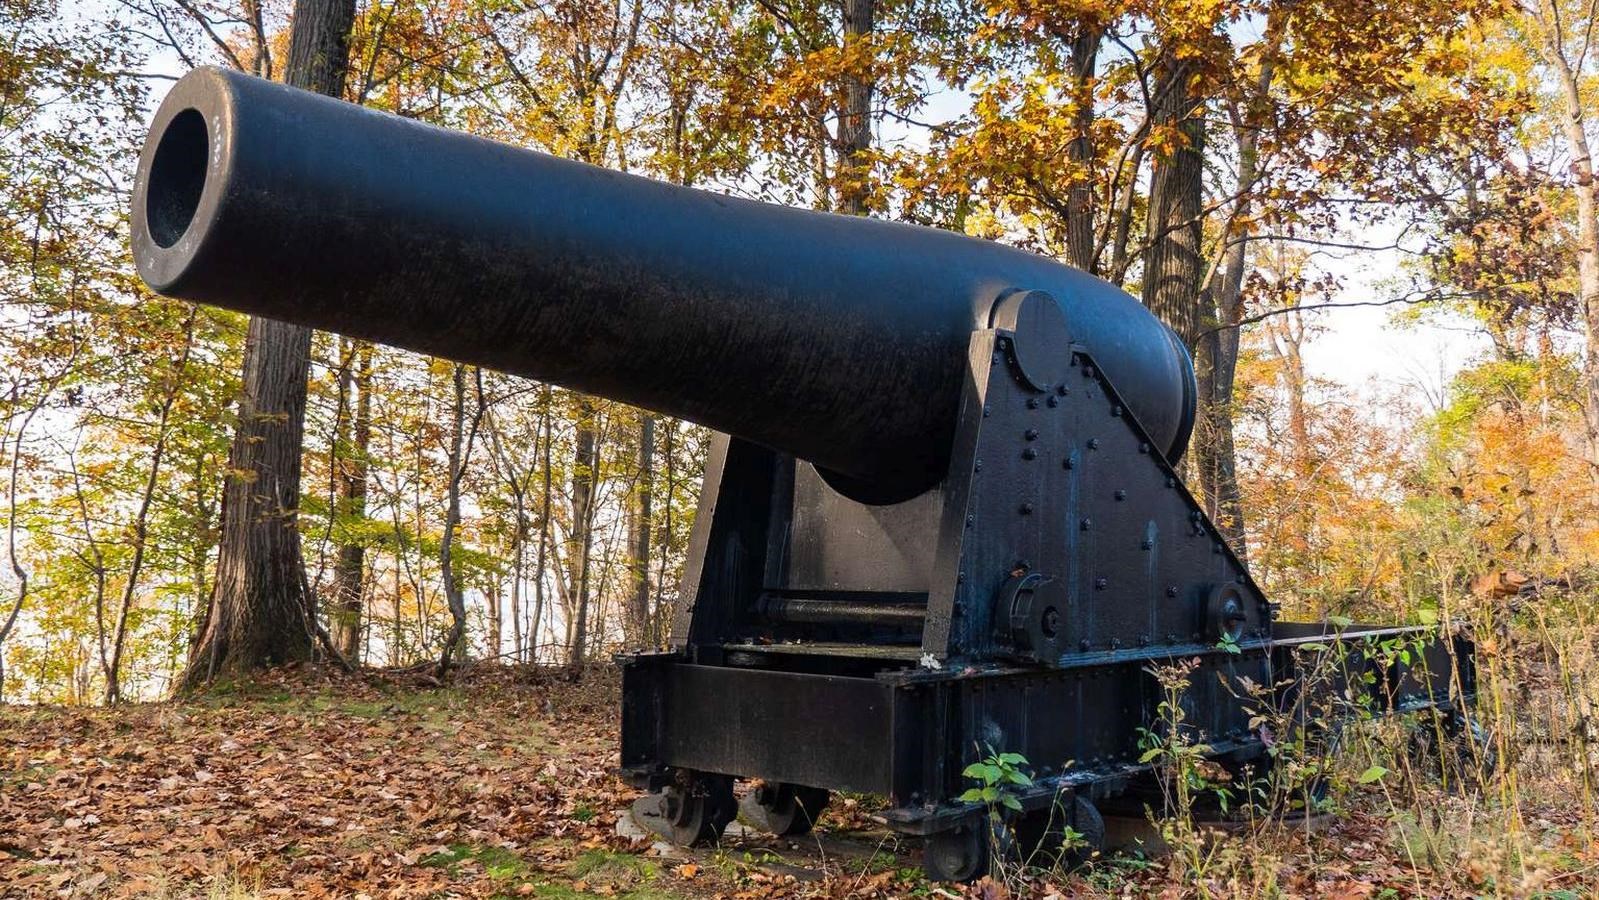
[330,340,371,661]
[626,414,654,646]
[1063,25,1102,273]
[837,0,874,215]
[567,398,598,672]
[1140,51,1206,346]
[183,0,357,689]
[437,365,483,676]
[532,387,553,662]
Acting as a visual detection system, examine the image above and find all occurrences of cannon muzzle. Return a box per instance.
[132,67,1194,502]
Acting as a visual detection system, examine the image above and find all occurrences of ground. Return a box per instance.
[2,666,1595,899]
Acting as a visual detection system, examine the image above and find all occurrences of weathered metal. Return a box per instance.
[132,67,1480,882]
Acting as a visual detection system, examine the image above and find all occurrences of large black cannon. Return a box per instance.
[134,67,1479,879]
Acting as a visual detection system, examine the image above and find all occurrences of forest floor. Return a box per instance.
[2,665,1596,899]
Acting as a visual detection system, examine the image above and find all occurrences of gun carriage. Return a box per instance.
[133,67,1480,880]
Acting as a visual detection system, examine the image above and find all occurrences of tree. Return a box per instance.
[329,339,372,661]
[1512,0,1599,474]
[184,0,358,687]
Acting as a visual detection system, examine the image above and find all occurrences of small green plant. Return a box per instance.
[959,747,1033,820]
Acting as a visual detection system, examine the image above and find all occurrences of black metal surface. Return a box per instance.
[758,593,927,627]
[132,67,1195,501]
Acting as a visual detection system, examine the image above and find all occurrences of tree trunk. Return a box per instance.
[1064,25,1102,273]
[567,398,598,672]
[532,387,553,662]
[183,0,357,689]
[837,0,874,215]
[330,339,371,661]
[1540,27,1599,474]
[1140,51,1206,346]
[437,365,482,676]
[626,414,654,646]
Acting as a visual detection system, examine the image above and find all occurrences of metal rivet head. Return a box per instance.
[1027,397,1040,409]
[1056,384,1069,396]
[1025,428,1040,440]
[1080,517,1092,531]
[1020,502,1034,515]
[1114,489,1127,501]
[1166,586,1178,597]
[1095,577,1108,590]
[1022,447,1037,460]
[1079,639,1091,651]
[974,459,983,472]
[1088,438,1100,450]
[1166,476,1177,488]
[1047,395,1059,408]
[983,404,991,417]
[1139,442,1150,454]
[1111,405,1122,417]
[1063,457,1075,470]
[1141,539,1153,550]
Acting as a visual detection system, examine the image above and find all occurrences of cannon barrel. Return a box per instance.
[131,67,1195,502]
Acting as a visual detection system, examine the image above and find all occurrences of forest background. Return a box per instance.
[2,0,1598,714]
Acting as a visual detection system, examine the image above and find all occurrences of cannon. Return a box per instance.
[134,67,1480,879]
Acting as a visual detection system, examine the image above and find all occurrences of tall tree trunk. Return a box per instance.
[567,398,597,672]
[837,0,874,214]
[437,365,483,676]
[330,340,371,661]
[626,414,654,646]
[1539,24,1599,473]
[184,0,357,689]
[1063,25,1102,273]
[1192,7,1288,560]
[532,387,553,662]
[1140,51,1206,345]
[1140,46,1248,554]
